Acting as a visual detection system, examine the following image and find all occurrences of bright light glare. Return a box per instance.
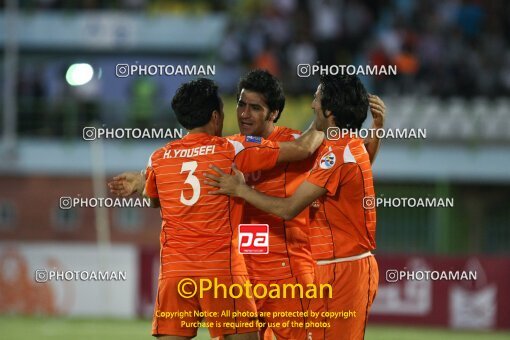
[65,63,94,86]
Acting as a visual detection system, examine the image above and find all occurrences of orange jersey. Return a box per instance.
[145,133,280,278]
[307,136,376,260]
[229,126,315,280]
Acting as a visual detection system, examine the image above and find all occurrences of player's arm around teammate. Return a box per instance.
[107,95,384,199]
[203,95,386,221]
[276,122,324,162]
[108,126,324,199]
[205,164,325,221]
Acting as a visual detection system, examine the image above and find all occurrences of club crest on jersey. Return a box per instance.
[320,152,336,169]
[246,135,262,144]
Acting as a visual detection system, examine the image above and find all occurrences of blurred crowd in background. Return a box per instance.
[2,0,510,137]
[10,0,510,95]
[219,0,510,97]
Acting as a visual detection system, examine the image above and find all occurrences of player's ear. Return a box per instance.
[211,110,220,123]
[323,109,334,119]
[267,110,278,122]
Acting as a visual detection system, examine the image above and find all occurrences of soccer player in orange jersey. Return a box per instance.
[205,74,382,340]
[111,72,318,339]
[228,70,383,340]
[229,70,320,340]
[111,78,323,340]
[110,71,384,340]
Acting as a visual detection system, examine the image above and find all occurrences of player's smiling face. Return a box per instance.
[237,89,275,138]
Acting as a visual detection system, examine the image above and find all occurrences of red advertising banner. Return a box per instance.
[138,247,160,317]
[370,255,510,330]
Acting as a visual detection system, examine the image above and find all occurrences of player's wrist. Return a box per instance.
[236,183,251,198]
[372,121,384,129]
[135,170,146,195]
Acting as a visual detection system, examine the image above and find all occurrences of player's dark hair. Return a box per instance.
[319,74,368,130]
[237,69,285,123]
[171,78,221,130]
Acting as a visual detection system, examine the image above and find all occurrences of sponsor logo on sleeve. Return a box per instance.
[319,152,336,169]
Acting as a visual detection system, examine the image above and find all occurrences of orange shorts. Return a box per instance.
[308,256,378,340]
[254,273,314,340]
[152,276,258,338]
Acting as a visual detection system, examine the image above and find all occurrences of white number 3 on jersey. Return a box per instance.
[180,161,200,206]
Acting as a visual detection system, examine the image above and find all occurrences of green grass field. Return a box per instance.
[1,316,509,340]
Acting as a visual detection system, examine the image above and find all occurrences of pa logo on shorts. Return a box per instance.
[320,152,336,169]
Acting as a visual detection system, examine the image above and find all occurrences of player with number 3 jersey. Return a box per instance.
[144,78,323,339]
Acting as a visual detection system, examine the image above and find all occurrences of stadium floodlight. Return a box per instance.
[65,63,94,86]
